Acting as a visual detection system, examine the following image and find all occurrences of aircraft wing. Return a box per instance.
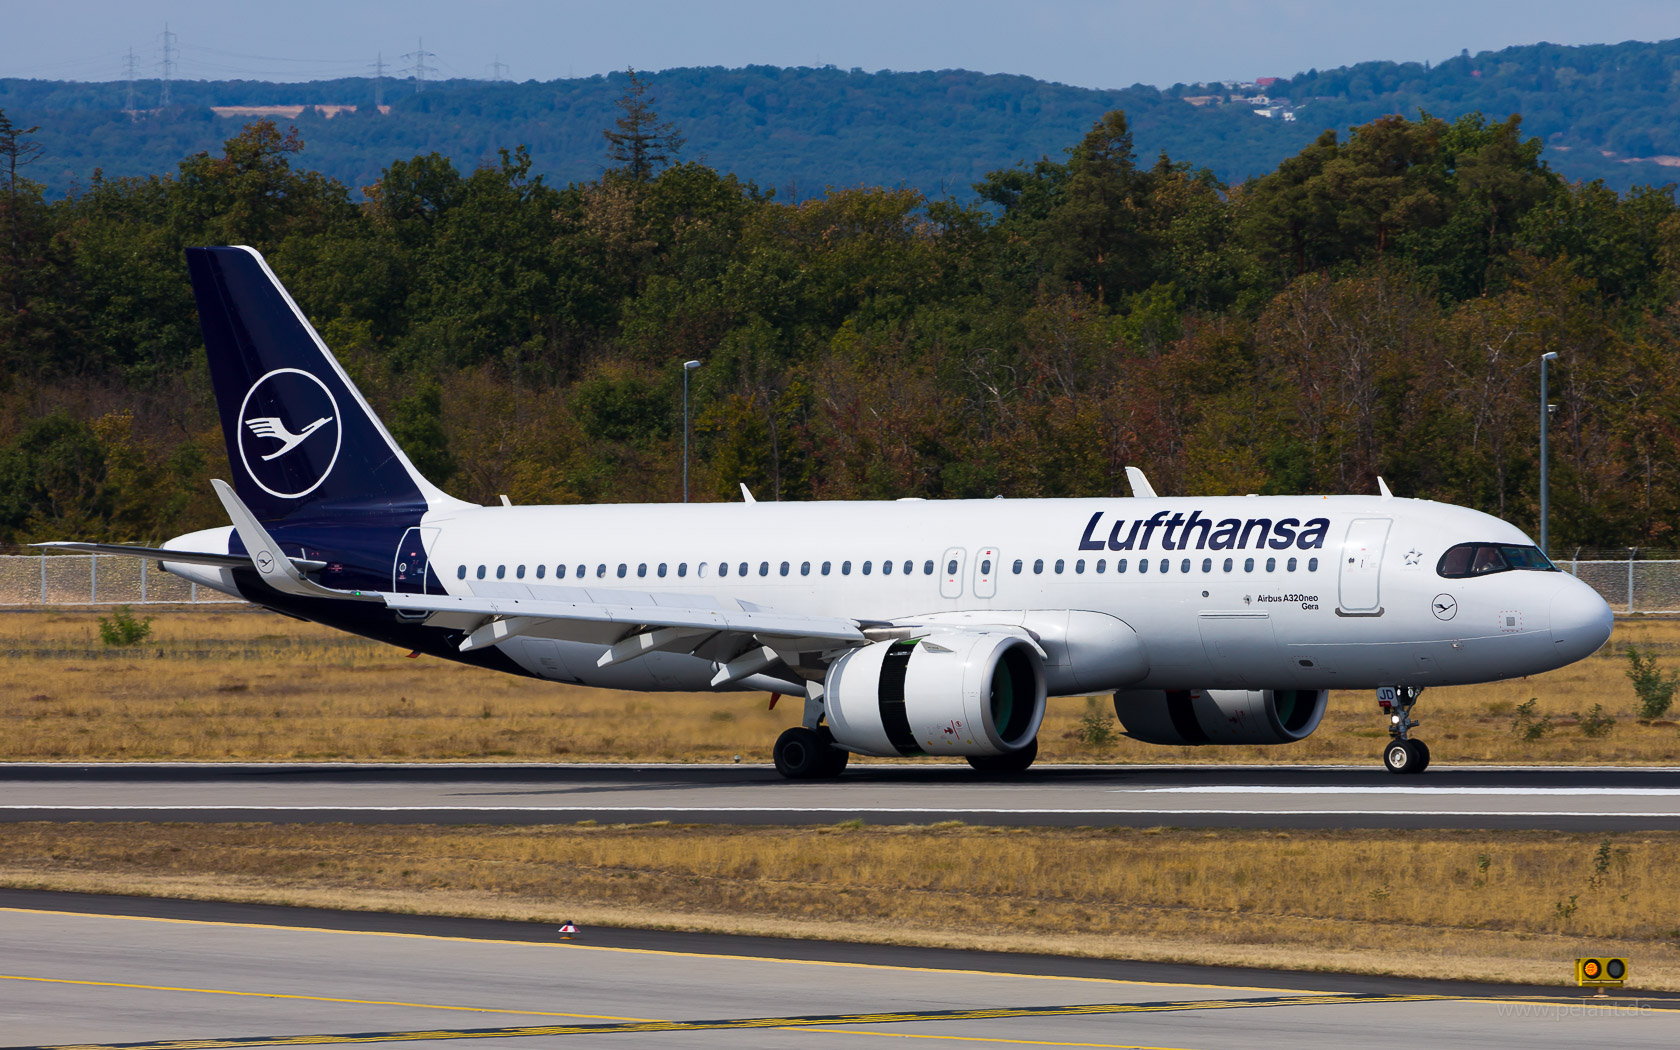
[382,590,872,686]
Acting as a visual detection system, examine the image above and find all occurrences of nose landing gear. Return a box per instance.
[1378,686,1430,774]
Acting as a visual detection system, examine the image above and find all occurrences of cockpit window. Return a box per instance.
[1437,542,1557,579]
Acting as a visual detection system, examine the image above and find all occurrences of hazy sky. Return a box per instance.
[3,0,1678,89]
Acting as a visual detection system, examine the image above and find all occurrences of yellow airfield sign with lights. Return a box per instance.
[1576,957,1627,987]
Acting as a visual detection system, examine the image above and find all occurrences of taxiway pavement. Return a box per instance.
[2,762,1678,830]
[1,891,1675,1049]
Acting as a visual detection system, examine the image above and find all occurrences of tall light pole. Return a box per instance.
[1539,350,1559,555]
[678,362,698,500]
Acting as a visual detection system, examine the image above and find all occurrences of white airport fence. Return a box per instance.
[1,552,1678,613]
[0,554,244,606]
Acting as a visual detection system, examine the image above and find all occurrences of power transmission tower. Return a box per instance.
[371,52,386,108]
[123,47,139,119]
[402,38,436,92]
[158,23,176,106]
[488,57,508,81]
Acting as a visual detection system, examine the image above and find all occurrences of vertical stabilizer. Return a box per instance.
[185,245,465,522]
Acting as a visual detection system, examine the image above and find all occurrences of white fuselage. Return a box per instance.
[171,493,1612,697]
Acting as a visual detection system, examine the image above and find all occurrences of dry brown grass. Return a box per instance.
[4,821,1678,989]
[3,608,1679,764]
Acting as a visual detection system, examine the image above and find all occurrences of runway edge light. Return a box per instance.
[1575,957,1627,989]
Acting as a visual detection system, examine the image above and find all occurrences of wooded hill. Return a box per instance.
[8,37,1680,199]
[3,92,1680,553]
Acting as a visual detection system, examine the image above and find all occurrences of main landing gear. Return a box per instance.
[773,725,849,779]
[1378,685,1430,775]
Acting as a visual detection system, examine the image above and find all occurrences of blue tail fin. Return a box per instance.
[186,246,460,522]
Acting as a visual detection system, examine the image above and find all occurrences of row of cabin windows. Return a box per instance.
[455,555,1319,581]
[1012,555,1319,575]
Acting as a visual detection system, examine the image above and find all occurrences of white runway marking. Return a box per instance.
[1127,785,1680,796]
[1,804,1674,817]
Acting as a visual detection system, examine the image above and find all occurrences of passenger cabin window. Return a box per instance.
[801,561,811,576]
[1033,559,1044,574]
[1223,558,1233,572]
[457,565,466,579]
[1139,559,1149,574]
[1012,559,1023,574]
[843,560,853,575]
[1096,559,1105,573]
[981,558,993,575]
[678,563,687,577]
[496,565,506,579]
[657,563,667,577]
[637,563,647,578]
[536,565,545,579]
[597,564,607,578]
[903,560,913,575]
[1308,557,1319,572]
[576,564,585,579]
[1202,558,1212,573]
[1244,558,1255,572]
[1180,558,1190,573]
[1075,559,1085,574]
[557,564,567,579]
[477,565,486,579]
[1160,559,1169,573]
[862,560,873,575]
[1117,558,1128,573]
[719,562,730,577]
[1054,559,1065,574]
[923,560,935,575]
[780,561,790,576]
[883,560,893,575]
[738,562,748,577]
[1437,543,1558,579]
[516,565,525,579]
[617,564,628,578]
[822,561,831,575]
[1287,557,1297,572]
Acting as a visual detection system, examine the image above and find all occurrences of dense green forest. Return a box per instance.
[9,37,1680,199]
[4,87,1680,556]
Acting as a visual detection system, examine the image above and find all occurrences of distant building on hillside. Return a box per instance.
[209,104,390,119]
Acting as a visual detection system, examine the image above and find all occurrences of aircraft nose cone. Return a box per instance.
[1551,577,1613,665]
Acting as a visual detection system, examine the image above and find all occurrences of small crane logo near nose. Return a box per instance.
[1432,594,1458,620]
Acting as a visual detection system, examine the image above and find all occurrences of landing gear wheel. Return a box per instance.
[774,727,825,779]
[966,737,1038,774]
[814,726,850,778]
[1383,738,1426,775]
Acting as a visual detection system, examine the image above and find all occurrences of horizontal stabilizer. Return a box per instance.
[32,541,249,568]
[33,540,331,572]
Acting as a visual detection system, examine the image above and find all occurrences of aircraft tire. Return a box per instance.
[966,736,1038,774]
[774,727,827,779]
[1414,739,1431,772]
[1382,738,1426,775]
[813,726,850,778]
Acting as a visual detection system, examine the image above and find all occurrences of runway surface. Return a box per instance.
[3,762,1680,830]
[0,890,1674,1049]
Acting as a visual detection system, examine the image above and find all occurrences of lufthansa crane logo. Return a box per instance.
[237,368,342,499]
[1432,593,1458,621]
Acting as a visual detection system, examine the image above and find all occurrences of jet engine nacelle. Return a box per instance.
[1113,687,1328,746]
[824,631,1046,758]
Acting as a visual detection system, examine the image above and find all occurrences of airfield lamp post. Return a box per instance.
[678,359,698,503]
[1539,351,1559,555]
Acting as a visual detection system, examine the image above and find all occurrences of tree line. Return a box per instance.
[3,91,1680,553]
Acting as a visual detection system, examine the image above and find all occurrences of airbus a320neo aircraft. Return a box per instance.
[46,247,1616,778]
